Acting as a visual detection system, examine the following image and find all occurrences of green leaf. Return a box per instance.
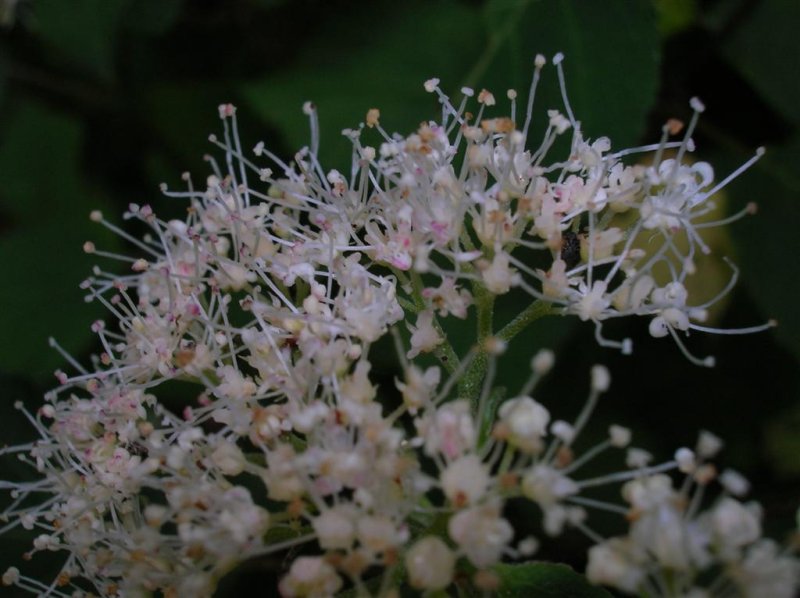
[125,0,184,36]
[764,401,800,477]
[0,102,81,221]
[654,0,697,36]
[721,0,800,125]
[250,0,293,8]
[0,63,6,106]
[481,0,660,147]
[493,562,612,597]
[145,81,235,167]
[31,0,131,80]
[0,100,118,379]
[243,0,659,171]
[728,137,800,359]
[242,1,485,169]
[262,524,313,545]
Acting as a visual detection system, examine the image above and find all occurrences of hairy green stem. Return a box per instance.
[459,283,496,410]
[475,284,495,342]
[433,333,461,375]
[397,296,417,314]
[496,299,553,342]
[477,386,506,450]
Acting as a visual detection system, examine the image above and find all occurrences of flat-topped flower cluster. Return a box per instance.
[1,54,794,597]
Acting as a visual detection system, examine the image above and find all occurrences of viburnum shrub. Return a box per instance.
[1,54,796,597]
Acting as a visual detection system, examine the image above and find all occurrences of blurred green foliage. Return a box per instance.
[493,561,612,596]
[0,101,119,376]
[0,0,798,594]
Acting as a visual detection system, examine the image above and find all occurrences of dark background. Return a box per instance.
[0,0,798,594]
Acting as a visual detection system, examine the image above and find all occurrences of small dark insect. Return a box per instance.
[561,231,581,269]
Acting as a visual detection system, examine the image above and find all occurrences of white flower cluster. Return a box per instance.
[1,55,793,597]
[588,433,800,598]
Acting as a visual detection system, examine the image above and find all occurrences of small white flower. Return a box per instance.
[396,364,440,414]
[587,539,646,593]
[710,498,761,556]
[279,557,343,597]
[407,310,443,358]
[440,454,490,507]
[405,536,455,591]
[312,505,357,550]
[481,252,518,294]
[448,503,513,568]
[1,567,19,586]
[498,396,550,454]
[521,465,579,508]
[210,441,246,476]
[571,280,611,321]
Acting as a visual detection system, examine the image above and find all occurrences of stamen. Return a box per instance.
[89,211,162,258]
[689,147,765,208]
[578,460,677,488]
[47,338,88,375]
[522,54,546,142]
[690,320,776,335]
[552,53,577,131]
[567,495,629,515]
[667,97,704,186]
[667,325,715,367]
[594,322,633,355]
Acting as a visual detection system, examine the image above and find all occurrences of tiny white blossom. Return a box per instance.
[405,536,455,591]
